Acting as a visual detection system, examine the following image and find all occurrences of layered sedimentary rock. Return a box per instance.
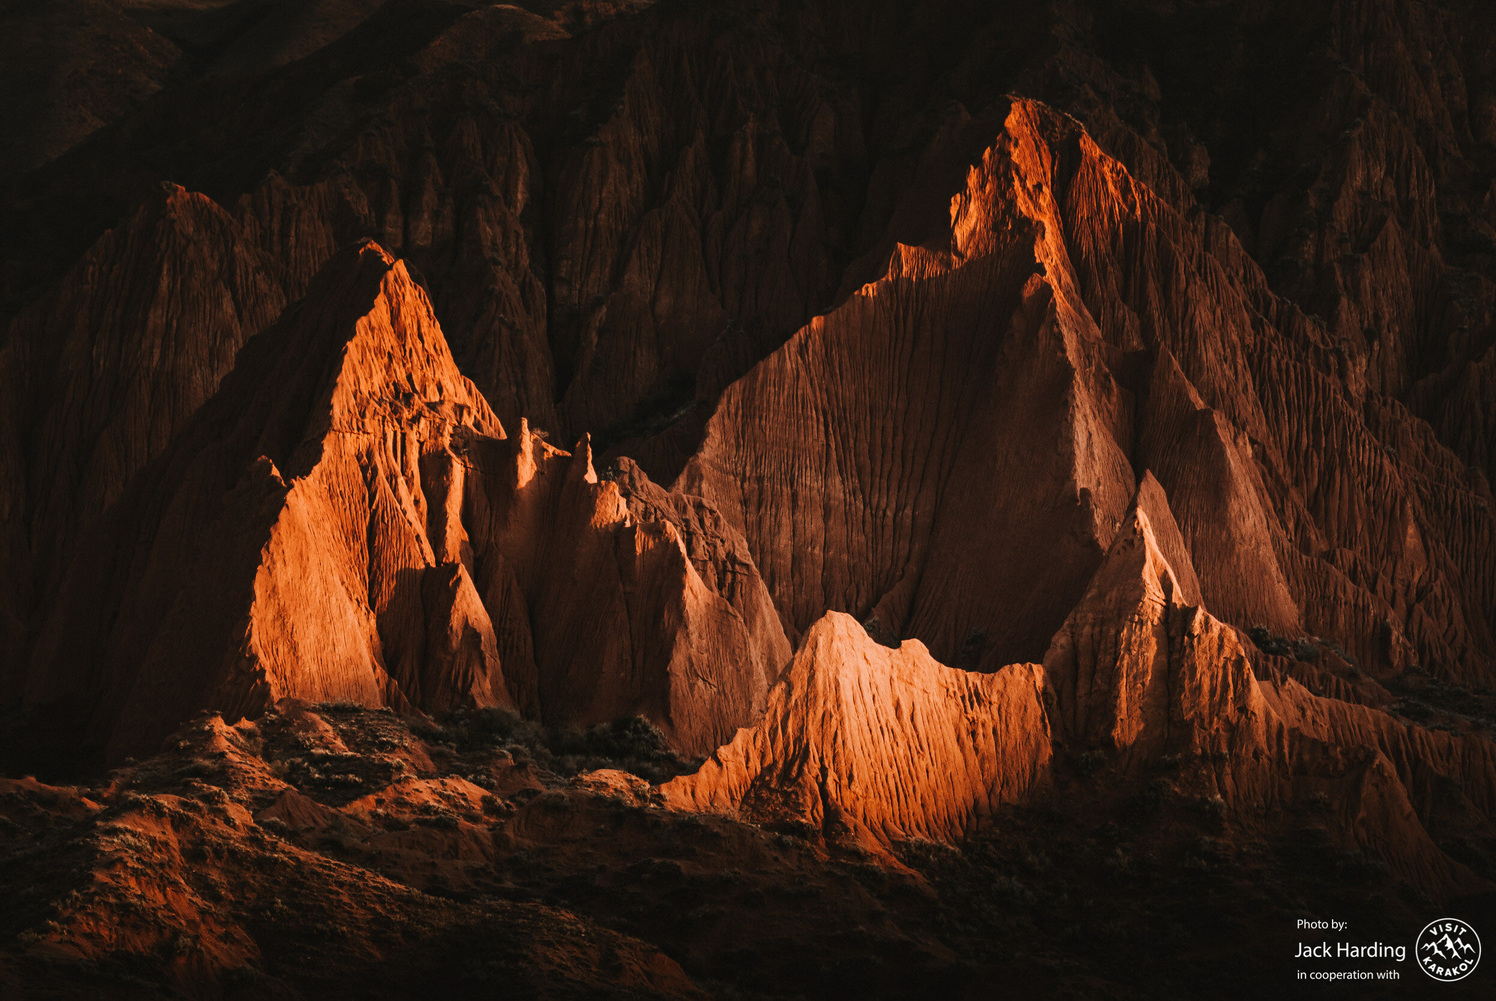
[21,242,786,765]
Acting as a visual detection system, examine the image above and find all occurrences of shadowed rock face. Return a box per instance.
[19,242,499,763]
[5,1,1494,689]
[0,186,290,689]
[678,101,1141,665]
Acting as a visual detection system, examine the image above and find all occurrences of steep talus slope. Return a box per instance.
[1137,348,1302,637]
[607,455,789,669]
[21,242,786,768]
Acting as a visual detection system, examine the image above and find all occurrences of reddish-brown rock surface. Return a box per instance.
[20,241,787,768]
[0,185,289,692]
[4,1,1496,998]
[1045,487,1495,897]
[0,704,710,1001]
[662,612,1052,849]
[682,96,1496,687]
[667,478,1495,898]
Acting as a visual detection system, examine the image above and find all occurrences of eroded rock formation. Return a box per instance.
[668,477,1496,897]
[662,613,1052,850]
[21,242,787,767]
[3,1,1496,995]
[681,96,1496,689]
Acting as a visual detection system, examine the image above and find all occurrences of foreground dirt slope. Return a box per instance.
[0,706,708,1001]
[2,692,1492,1001]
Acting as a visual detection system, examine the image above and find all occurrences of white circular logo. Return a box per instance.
[1417,918,1481,982]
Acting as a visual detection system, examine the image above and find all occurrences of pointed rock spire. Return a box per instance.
[662,612,1051,849]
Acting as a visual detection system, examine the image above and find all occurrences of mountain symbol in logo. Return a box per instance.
[1423,934,1477,961]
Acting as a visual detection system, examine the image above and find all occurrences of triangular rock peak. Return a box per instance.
[659,483,1262,853]
[1131,470,1204,609]
[676,106,1138,668]
[1042,482,1496,894]
[1042,487,1278,786]
[676,93,1494,688]
[663,612,1052,850]
[22,243,787,766]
